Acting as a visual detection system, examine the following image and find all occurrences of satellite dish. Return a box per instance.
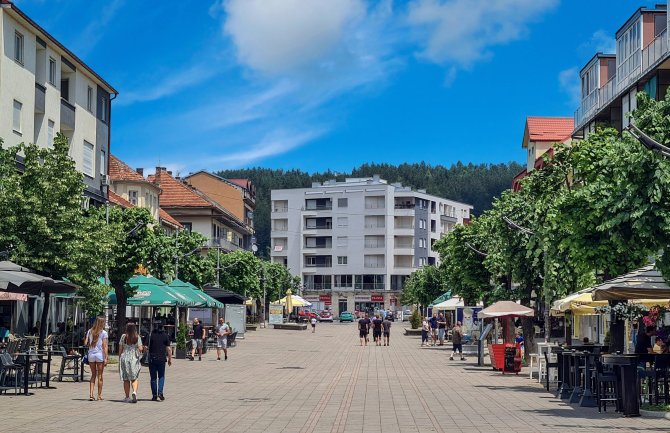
[251,244,258,253]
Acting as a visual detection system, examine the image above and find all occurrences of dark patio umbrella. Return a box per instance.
[0,260,78,348]
[591,265,670,301]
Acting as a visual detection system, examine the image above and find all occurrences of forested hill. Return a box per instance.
[217,161,524,257]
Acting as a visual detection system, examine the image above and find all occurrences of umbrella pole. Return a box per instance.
[38,291,50,350]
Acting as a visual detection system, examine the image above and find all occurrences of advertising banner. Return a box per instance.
[371,295,384,302]
[269,304,284,325]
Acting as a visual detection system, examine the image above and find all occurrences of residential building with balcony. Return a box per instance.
[183,171,255,248]
[573,3,670,138]
[0,1,117,205]
[270,176,472,315]
[108,155,182,233]
[149,168,252,252]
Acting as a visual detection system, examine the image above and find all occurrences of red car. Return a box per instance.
[318,311,333,322]
[297,310,318,322]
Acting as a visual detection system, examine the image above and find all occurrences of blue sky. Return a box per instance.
[15,0,654,175]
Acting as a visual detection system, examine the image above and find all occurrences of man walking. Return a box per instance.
[191,318,205,361]
[310,316,317,333]
[147,321,171,401]
[382,315,392,346]
[437,313,447,346]
[429,313,438,346]
[372,314,383,346]
[215,317,230,361]
[358,314,370,347]
[450,321,465,361]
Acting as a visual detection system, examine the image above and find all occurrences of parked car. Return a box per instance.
[339,311,354,322]
[318,311,333,322]
[297,310,318,322]
[402,310,412,321]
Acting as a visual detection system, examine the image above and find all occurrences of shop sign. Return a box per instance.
[355,295,370,301]
[303,295,320,302]
[319,294,332,305]
[371,295,384,302]
[390,297,397,306]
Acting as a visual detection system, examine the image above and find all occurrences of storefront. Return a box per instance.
[354,294,385,317]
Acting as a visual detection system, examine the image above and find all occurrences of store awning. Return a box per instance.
[202,285,246,304]
[107,275,193,307]
[169,279,224,308]
[430,292,452,306]
[433,297,464,310]
[592,265,670,301]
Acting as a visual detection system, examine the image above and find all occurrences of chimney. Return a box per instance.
[136,168,144,176]
[167,171,172,176]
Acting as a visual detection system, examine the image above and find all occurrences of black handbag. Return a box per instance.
[140,333,151,366]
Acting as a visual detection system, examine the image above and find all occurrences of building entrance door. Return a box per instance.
[338,299,348,315]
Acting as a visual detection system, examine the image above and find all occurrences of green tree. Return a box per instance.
[400,265,448,312]
[217,250,261,298]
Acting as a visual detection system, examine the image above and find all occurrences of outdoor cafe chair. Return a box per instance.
[0,352,23,394]
[543,352,559,392]
[55,346,81,382]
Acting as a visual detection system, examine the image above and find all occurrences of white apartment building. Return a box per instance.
[0,2,117,204]
[271,176,472,316]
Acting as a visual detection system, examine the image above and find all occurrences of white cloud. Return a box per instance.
[117,64,221,106]
[70,0,125,56]
[210,128,326,167]
[558,67,580,106]
[407,0,558,68]
[580,29,616,54]
[223,0,366,75]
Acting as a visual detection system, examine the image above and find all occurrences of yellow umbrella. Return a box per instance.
[245,298,253,306]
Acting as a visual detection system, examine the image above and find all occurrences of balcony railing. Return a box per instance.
[364,240,385,248]
[305,204,332,211]
[60,98,75,130]
[273,206,288,212]
[354,283,385,290]
[305,262,332,268]
[574,29,668,130]
[305,223,332,230]
[209,237,240,251]
[35,83,46,114]
[304,284,332,290]
[305,243,332,249]
[394,203,415,209]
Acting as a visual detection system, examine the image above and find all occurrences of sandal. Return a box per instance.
[97,396,103,401]
[89,396,95,401]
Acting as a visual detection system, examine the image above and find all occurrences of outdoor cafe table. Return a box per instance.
[602,354,640,417]
[552,347,572,399]
[15,350,53,395]
[567,351,598,407]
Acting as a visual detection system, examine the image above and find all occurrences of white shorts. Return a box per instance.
[217,337,227,349]
[88,352,104,363]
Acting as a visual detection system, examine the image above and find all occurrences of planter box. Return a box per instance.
[273,323,307,330]
[175,348,187,360]
[640,409,670,419]
[404,328,422,336]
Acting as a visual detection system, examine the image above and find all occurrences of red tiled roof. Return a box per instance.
[150,169,211,207]
[159,208,182,228]
[526,117,574,142]
[228,178,251,189]
[109,155,147,183]
[108,190,134,208]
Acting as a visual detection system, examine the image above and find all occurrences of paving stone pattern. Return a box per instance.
[1,323,667,433]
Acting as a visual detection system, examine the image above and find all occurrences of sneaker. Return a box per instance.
[225,354,227,361]
[449,357,453,361]
[460,357,465,361]
[151,396,158,401]
[217,357,220,361]
[199,356,202,361]
[131,392,137,403]
[158,393,165,401]
[123,397,130,403]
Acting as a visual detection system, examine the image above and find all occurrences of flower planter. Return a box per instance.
[175,348,187,360]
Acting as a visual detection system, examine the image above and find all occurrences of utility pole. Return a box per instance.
[216,247,221,287]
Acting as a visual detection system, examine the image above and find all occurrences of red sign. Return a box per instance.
[371,295,384,302]
[390,297,397,306]
[319,294,332,305]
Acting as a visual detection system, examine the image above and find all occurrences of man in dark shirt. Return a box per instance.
[148,321,172,401]
[382,316,392,346]
[190,318,205,361]
[372,315,384,346]
[429,314,438,346]
[635,325,656,354]
[358,315,370,347]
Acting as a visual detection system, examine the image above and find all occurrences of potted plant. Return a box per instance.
[175,323,188,359]
[410,309,421,330]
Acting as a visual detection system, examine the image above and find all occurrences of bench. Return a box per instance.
[55,346,81,382]
[273,323,307,331]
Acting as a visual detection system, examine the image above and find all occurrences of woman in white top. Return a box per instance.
[84,317,109,401]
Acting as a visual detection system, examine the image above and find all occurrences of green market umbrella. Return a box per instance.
[430,291,452,307]
[169,279,224,308]
[107,275,193,307]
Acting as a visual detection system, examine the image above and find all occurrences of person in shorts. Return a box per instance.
[450,321,464,361]
[437,313,447,346]
[310,317,317,333]
[421,316,430,347]
[190,318,205,361]
[215,317,230,361]
[372,315,383,346]
[382,315,392,346]
[358,315,370,347]
[429,314,438,346]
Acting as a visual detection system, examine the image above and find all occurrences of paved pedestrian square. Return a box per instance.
[1,323,667,433]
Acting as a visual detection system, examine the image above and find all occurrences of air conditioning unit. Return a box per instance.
[101,174,111,186]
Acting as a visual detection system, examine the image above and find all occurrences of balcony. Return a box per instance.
[272,206,288,213]
[209,237,240,252]
[60,98,75,130]
[304,283,332,291]
[35,83,45,114]
[441,214,457,224]
[574,29,669,131]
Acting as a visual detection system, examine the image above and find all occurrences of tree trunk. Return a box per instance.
[114,281,127,347]
[521,316,535,363]
[38,292,50,350]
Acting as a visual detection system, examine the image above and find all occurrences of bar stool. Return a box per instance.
[543,351,559,391]
[528,352,541,379]
[594,359,618,413]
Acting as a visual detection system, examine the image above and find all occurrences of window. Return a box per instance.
[100,96,108,123]
[12,100,22,133]
[14,31,23,64]
[182,222,192,233]
[47,120,55,146]
[128,190,138,205]
[365,196,385,209]
[337,217,348,228]
[336,236,348,247]
[87,86,93,112]
[82,141,94,177]
[419,257,427,266]
[337,256,348,265]
[338,198,348,208]
[48,58,57,85]
[99,149,106,175]
[334,275,353,287]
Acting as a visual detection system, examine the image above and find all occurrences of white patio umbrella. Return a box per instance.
[479,301,534,318]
